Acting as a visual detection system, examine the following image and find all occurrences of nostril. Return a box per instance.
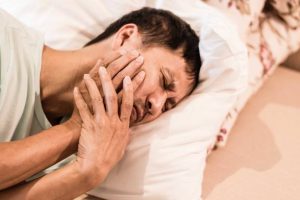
[147,100,152,110]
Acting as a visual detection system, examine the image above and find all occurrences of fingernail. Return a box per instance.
[99,66,107,75]
[130,50,139,57]
[135,56,144,64]
[74,87,78,94]
[124,76,132,89]
[138,71,145,79]
[84,74,90,80]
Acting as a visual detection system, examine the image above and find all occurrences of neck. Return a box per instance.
[40,40,111,124]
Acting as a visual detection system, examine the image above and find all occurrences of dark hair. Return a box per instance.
[86,7,201,92]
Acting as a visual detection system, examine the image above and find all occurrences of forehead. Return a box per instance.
[144,47,194,101]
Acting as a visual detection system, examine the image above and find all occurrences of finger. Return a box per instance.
[99,67,118,117]
[117,70,145,107]
[112,56,144,92]
[102,49,124,66]
[131,70,146,92]
[106,50,140,78]
[76,60,104,112]
[83,74,105,121]
[120,76,134,122]
[88,59,104,90]
[73,87,94,124]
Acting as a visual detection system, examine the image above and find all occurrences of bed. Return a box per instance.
[77,61,300,199]
[1,0,299,199]
[203,65,300,200]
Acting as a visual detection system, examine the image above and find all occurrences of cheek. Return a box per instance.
[134,73,159,97]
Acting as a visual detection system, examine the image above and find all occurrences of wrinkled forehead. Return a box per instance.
[171,66,195,99]
[144,45,197,100]
[161,52,196,102]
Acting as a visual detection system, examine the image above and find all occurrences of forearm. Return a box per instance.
[0,120,80,190]
[0,162,103,200]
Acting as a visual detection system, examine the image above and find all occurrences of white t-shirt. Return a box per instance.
[0,9,51,142]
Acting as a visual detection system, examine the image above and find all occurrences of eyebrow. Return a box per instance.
[162,67,178,109]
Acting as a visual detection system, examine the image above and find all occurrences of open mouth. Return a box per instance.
[130,104,144,124]
[130,105,137,123]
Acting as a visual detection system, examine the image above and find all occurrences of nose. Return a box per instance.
[146,89,167,115]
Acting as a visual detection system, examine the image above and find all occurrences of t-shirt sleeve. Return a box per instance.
[0,9,46,141]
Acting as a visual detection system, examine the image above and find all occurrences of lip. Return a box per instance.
[130,106,137,123]
[134,104,144,123]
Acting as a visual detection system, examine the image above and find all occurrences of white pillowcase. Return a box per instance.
[0,0,248,199]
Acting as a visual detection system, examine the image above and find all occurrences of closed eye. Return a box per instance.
[160,68,177,112]
[163,98,176,112]
[162,74,170,90]
[162,71,174,91]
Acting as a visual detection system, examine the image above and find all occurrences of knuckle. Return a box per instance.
[126,53,136,60]
[107,63,118,72]
[107,94,117,102]
[115,70,126,79]
[124,103,132,111]
[110,118,118,126]
[78,103,88,111]
[118,70,126,78]
[92,96,102,103]
[120,116,128,122]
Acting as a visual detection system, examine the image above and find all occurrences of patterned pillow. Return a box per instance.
[202,0,267,41]
[265,0,300,29]
[206,0,300,149]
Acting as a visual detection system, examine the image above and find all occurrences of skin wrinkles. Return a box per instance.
[130,47,193,126]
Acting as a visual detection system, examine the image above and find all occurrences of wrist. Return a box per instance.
[73,159,109,188]
[66,113,82,130]
[58,119,81,154]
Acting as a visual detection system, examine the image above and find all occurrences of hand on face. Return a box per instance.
[72,69,143,184]
[69,50,145,183]
[70,49,145,126]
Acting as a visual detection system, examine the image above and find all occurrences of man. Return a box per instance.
[0,7,201,199]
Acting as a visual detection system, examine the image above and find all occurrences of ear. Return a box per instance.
[112,23,142,52]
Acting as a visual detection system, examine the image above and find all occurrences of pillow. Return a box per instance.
[202,0,266,42]
[0,0,248,199]
[211,1,300,148]
[265,0,300,29]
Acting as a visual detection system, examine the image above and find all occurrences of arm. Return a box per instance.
[0,120,80,190]
[0,49,144,190]
[0,162,100,200]
[0,65,142,199]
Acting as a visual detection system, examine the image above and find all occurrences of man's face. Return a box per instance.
[129,47,194,126]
